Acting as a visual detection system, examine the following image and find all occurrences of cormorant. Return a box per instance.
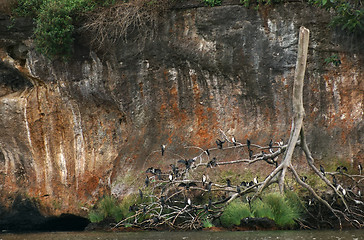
[320,165,325,176]
[278,138,284,147]
[237,185,241,194]
[247,139,251,150]
[204,204,209,212]
[232,136,237,146]
[249,149,253,160]
[169,174,173,182]
[216,139,225,149]
[146,167,154,173]
[207,182,213,192]
[261,151,266,159]
[152,216,160,224]
[139,189,143,200]
[178,182,197,190]
[186,198,192,206]
[205,149,210,156]
[226,179,231,187]
[202,174,207,186]
[208,196,212,208]
[253,177,258,185]
[301,176,307,183]
[336,166,348,173]
[268,139,273,149]
[145,176,150,187]
[240,181,247,187]
[178,159,195,170]
[160,196,165,206]
[332,175,337,187]
[161,144,166,156]
[359,163,362,175]
[248,181,254,187]
[207,157,217,168]
[143,206,147,213]
[170,164,179,176]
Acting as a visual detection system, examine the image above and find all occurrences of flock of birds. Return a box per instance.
[139,137,363,214]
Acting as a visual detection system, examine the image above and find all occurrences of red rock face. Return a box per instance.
[0,2,363,215]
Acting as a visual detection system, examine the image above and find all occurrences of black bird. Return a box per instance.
[261,151,266,159]
[170,164,179,176]
[208,196,212,208]
[143,206,147,213]
[207,181,213,192]
[320,165,325,176]
[332,175,337,187]
[359,163,362,175]
[301,176,307,183]
[139,189,143,200]
[232,136,237,146]
[207,157,217,168]
[247,139,251,150]
[202,174,207,186]
[236,185,241,194]
[205,149,210,156]
[241,181,247,187]
[178,182,197,190]
[248,181,254,187]
[152,216,160,224]
[160,196,166,206]
[146,167,154,173]
[249,149,253,160]
[204,204,209,212]
[161,144,166,156]
[145,176,150,187]
[216,139,225,149]
[129,204,138,212]
[336,166,348,173]
[268,139,273,149]
[226,179,231,187]
[178,159,195,170]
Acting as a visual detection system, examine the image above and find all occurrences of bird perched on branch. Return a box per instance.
[169,174,173,182]
[178,159,195,170]
[139,189,143,200]
[205,149,210,156]
[145,176,150,187]
[320,165,325,176]
[232,136,237,146]
[202,174,207,186]
[160,196,166,206]
[216,139,225,149]
[247,139,251,150]
[207,157,217,168]
[226,179,231,187]
[161,144,166,156]
[359,163,362,175]
[301,176,307,183]
[268,139,273,149]
[336,166,348,173]
[207,182,213,192]
[332,175,337,187]
[236,185,241,194]
[178,182,197,190]
[277,138,284,147]
[170,164,179,176]
[240,181,247,187]
[249,149,253,160]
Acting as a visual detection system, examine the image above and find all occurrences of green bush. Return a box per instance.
[88,195,124,223]
[220,199,251,227]
[262,192,300,228]
[203,0,222,7]
[310,0,364,33]
[251,198,274,219]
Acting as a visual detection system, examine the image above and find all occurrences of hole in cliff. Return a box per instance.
[0,195,90,233]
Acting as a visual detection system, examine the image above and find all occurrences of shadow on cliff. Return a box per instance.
[0,194,90,233]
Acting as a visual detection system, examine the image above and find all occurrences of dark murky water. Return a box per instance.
[0,230,363,240]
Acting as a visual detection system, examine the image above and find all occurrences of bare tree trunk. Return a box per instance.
[278,26,310,193]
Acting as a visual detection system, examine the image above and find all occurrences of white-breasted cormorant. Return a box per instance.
[161,144,166,156]
[268,139,273,149]
[202,174,207,186]
[205,149,210,156]
[232,136,237,146]
[169,174,173,182]
[320,165,325,176]
[359,163,362,175]
[178,182,197,190]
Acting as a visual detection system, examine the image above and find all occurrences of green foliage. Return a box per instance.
[324,54,341,66]
[89,210,104,223]
[202,218,214,228]
[13,0,96,59]
[251,199,274,219]
[310,0,364,33]
[203,0,222,7]
[220,199,251,227]
[88,195,124,223]
[262,192,300,228]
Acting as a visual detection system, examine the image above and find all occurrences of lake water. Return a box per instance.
[0,230,363,240]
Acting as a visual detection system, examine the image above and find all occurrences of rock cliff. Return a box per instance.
[0,1,363,216]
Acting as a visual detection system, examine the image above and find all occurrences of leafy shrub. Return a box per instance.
[310,0,364,33]
[251,198,274,219]
[88,195,124,223]
[202,219,214,228]
[88,210,104,223]
[262,192,300,228]
[220,199,251,227]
